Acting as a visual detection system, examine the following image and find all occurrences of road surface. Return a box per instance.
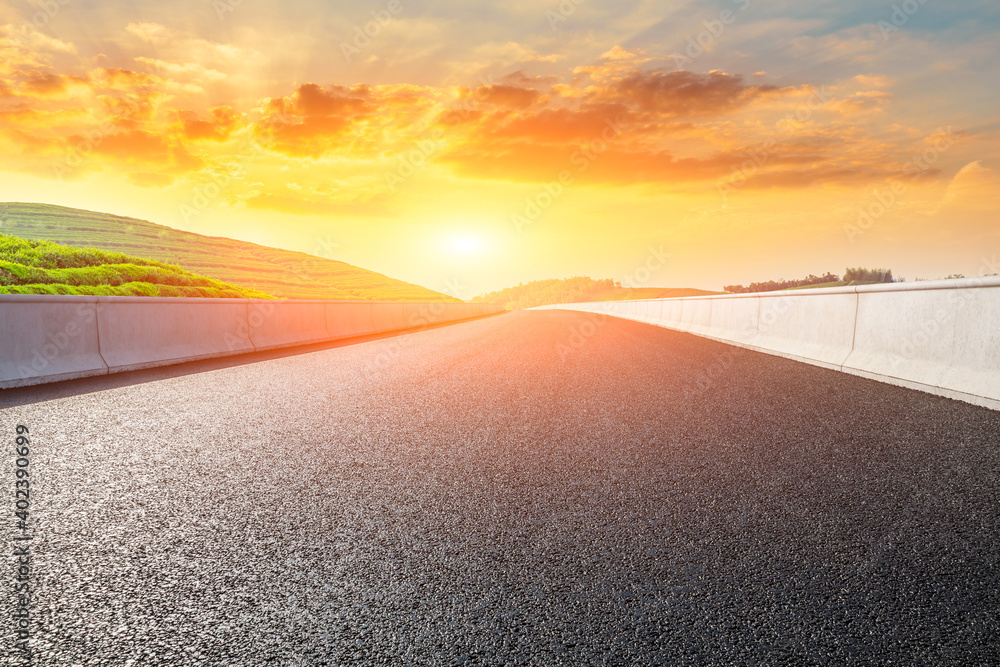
[3,310,999,664]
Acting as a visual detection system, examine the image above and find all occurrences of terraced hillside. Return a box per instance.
[0,203,457,302]
[0,233,273,298]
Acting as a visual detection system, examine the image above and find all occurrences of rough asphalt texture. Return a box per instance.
[2,309,1000,665]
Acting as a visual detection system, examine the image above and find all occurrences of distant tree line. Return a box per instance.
[724,267,893,294]
[473,277,620,310]
[724,272,839,294]
[843,267,893,283]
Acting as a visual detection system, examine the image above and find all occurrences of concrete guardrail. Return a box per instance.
[0,296,502,389]
[99,298,255,373]
[0,296,106,386]
[534,277,1000,411]
[326,301,375,339]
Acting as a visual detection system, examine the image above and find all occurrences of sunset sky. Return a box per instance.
[0,0,998,297]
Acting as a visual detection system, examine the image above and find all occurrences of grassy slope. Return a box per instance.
[589,286,722,300]
[0,233,273,298]
[0,202,458,302]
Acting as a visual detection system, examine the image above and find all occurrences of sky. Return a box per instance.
[0,0,998,297]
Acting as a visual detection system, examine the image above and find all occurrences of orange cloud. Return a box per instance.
[735,165,903,190]
[600,70,781,117]
[20,71,89,97]
[0,105,41,124]
[468,83,543,109]
[257,83,374,157]
[437,139,872,188]
[97,94,156,129]
[485,105,632,143]
[438,145,740,184]
[93,67,159,89]
[0,32,966,200]
[85,130,203,185]
[175,106,241,141]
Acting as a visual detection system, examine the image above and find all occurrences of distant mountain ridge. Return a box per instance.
[0,202,457,302]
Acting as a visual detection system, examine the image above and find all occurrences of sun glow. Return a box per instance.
[445,235,487,258]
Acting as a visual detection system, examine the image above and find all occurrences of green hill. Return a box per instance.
[0,233,273,298]
[0,202,458,302]
[474,277,720,310]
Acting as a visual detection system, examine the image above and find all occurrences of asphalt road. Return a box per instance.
[3,309,1000,665]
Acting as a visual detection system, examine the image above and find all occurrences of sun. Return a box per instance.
[444,235,486,258]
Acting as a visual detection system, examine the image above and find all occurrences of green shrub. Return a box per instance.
[0,232,275,298]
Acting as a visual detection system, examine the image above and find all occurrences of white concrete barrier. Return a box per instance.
[753,287,858,370]
[402,303,437,328]
[705,294,759,345]
[96,297,254,373]
[639,300,663,325]
[397,302,491,329]
[0,295,108,388]
[843,278,1000,409]
[371,303,407,333]
[413,302,456,326]
[685,299,714,336]
[590,302,612,316]
[940,282,1000,404]
[1,296,501,388]
[326,301,375,339]
[662,300,684,327]
[843,286,952,389]
[621,300,641,321]
[249,301,329,351]
[534,278,1000,411]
